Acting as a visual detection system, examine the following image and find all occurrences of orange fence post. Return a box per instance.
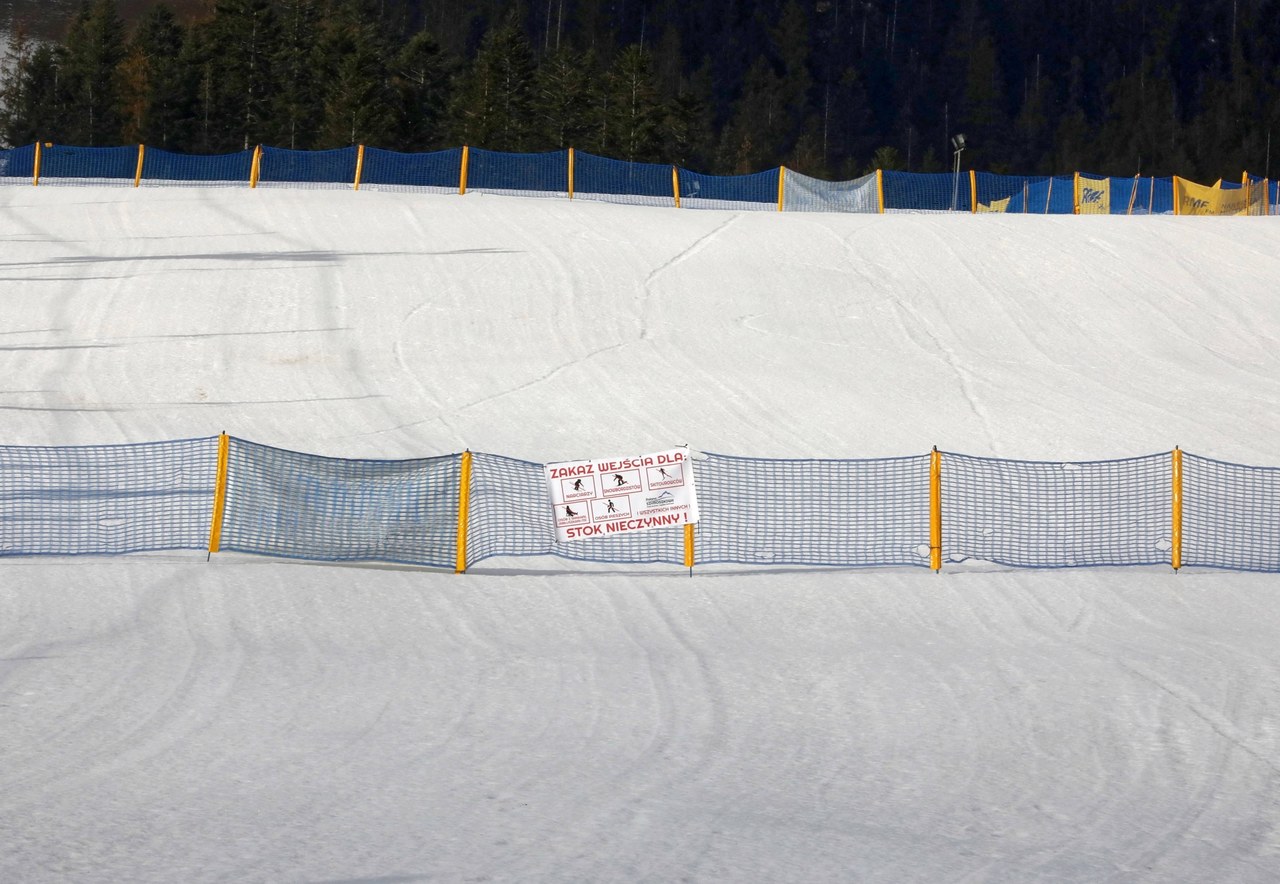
[877,169,885,213]
[672,166,681,208]
[134,144,145,187]
[354,144,365,190]
[930,447,942,572]
[1172,447,1183,571]
[459,145,470,195]
[455,450,472,573]
[1073,172,1081,214]
[33,141,42,186]
[684,523,695,571]
[568,147,575,200]
[250,145,262,187]
[207,432,231,556]
[969,169,977,213]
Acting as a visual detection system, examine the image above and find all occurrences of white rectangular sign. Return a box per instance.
[545,447,700,542]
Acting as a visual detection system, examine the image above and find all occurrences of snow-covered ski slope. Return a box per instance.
[3,186,1280,882]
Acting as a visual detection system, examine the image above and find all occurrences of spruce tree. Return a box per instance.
[449,17,536,151]
[392,28,453,151]
[60,0,128,145]
[119,4,190,147]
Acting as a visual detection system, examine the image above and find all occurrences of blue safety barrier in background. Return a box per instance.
[219,437,460,568]
[679,168,779,210]
[361,147,462,191]
[40,145,137,184]
[882,170,972,212]
[572,151,673,206]
[940,451,1171,568]
[1182,453,1280,571]
[467,148,568,196]
[465,451,686,565]
[0,143,36,180]
[694,452,932,566]
[258,146,358,187]
[973,172,1074,214]
[0,438,217,556]
[141,147,255,185]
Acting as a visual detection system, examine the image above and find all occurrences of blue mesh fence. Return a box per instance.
[141,148,253,186]
[694,452,932,566]
[361,147,462,192]
[679,168,779,211]
[972,173,1073,214]
[467,148,568,197]
[782,169,878,213]
[0,143,36,182]
[219,438,460,567]
[465,451,685,565]
[573,151,674,207]
[941,451,1171,568]
[1151,177,1174,213]
[0,437,217,556]
[257,146,358,188]
[882,171,971,212]
[1182,453,1280,572]
[39,145,138,185]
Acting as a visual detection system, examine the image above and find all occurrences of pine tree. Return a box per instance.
[60,0,128,145]
[119,4,190,147]
[392,28,454,151]
[198,0,281,151]
[450,17,536,150]
[600,45,663,162]
[0,29,63,147]
[274,0,324,150]
[318,17,398,147]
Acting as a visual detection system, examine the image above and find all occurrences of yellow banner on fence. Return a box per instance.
[976,196,1011,213]
[1174,177,1265,216]
[1077,174,1110,214]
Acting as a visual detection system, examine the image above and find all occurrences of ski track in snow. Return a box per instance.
[2,189,1280,881]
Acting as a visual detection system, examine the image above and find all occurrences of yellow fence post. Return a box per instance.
[776,166,786,211]
[456,450,473,573]
[250,145,261,188]
[1172,447,1183,571]
[459,145,469,195]
[568,147,575,199]
[33,141,42,186]
[354,144,365,190]
[134,144,145,187]
[672,166,681,208]
[684,523,695,573]
[969,169,977,213]
[1172,176,1181,215]
[930,447,942,572]
[877,169,885,213]
[207,432,231,557]
[1073,172,1081,214]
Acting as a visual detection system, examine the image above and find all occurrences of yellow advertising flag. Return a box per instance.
[1077,175,1110,214]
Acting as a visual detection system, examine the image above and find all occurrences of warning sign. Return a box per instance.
[545,447,700,542]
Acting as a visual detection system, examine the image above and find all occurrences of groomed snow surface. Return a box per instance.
[3,186,1280,882]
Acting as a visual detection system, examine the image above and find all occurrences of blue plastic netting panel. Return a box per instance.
[974,173,1069,213]
[882,171,970,212]
[1272,181,1279,215]
[782,169,878,213]
[257,146,357,188]
[694,452,932,567]
[941,451,1171,568]
[39,145,137,185]
[140,148,253,186]
[1151,177,1174,213]
[0,437,217,556]
[1108,177,1149,214]
[679,167,780,211]
[360,147,462,192]
[467,148,568,197]
[1182,453,1280,572]
[220,438,459,568]
[572,151,674,207]
[0,143,36,182]
[466,452,685,565]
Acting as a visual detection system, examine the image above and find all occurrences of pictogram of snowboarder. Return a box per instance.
[613,474,626,486]
[564,506,579,517]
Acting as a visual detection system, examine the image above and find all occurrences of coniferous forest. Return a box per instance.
[1,0,1277,182]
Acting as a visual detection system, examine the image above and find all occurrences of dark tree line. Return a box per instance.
[2,0,1278,181]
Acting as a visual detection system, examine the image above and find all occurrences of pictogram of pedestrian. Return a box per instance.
[607,500,617,513]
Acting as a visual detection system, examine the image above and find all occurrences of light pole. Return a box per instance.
[951,133,967,211]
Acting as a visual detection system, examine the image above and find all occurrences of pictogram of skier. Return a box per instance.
[613,474,626,486]
[564,506,579,517]
[572,478,584,491]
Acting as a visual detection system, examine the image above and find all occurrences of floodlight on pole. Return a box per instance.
[951,134,967,211]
